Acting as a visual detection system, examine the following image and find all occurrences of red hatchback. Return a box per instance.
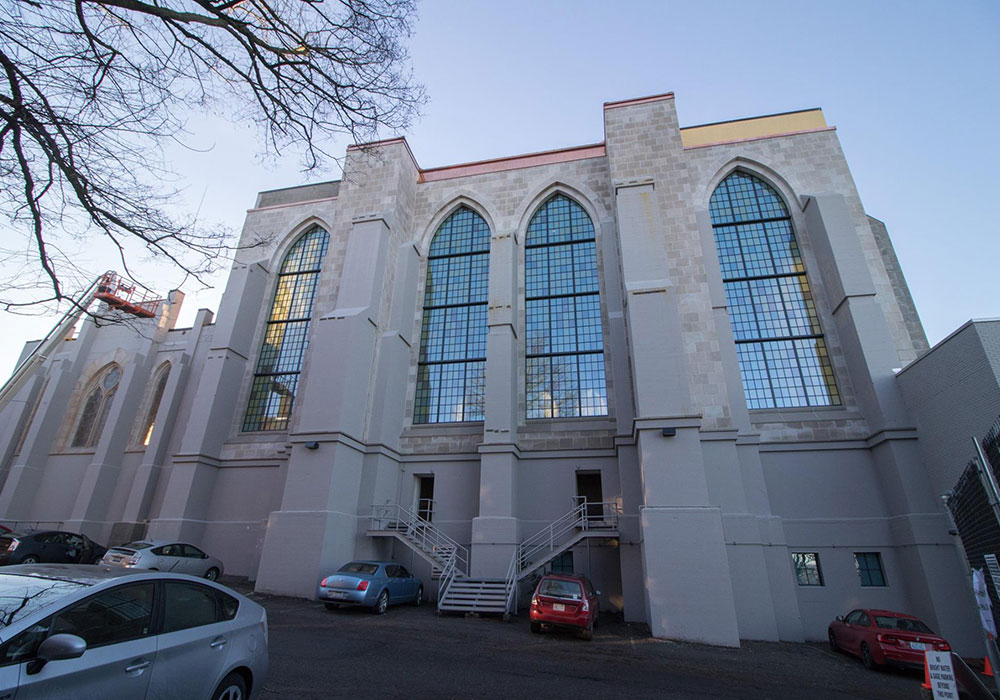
[828,609,950,669]
[529,573,600,640]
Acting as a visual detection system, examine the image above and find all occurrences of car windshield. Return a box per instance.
[338,562,379,575]
[121,541,154,550]
[874,615,933,633]
[0,574,88,627]
[538,579,583,600]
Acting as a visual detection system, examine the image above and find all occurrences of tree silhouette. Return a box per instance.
[1,0,424,309]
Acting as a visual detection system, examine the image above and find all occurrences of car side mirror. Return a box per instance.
[836,615,844,622]
[595,590,602,596]
[27,634,87,675]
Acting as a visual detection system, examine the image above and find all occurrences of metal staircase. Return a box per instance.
[368,500,620,617]
[369,504,469,612]
[503,500,620,615]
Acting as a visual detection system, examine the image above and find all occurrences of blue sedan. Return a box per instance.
[317,561,423,614]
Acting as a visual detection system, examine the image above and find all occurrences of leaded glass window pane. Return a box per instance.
[525,195,607,419]
[710,172,839,409]
[244,226,329,431]
[414,207,490,424]
[71,365,121,448]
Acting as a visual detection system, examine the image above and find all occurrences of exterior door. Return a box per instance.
[576,472,603,522]
[416,475,434,522]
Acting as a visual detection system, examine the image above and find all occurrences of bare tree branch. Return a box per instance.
[0,0,424,309]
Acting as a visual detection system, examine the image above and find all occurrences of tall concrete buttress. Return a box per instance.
[603,94,806,645]
[254,140,420,597]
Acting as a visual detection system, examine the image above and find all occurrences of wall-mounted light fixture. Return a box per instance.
[661,427,676,437]
[304,441,319,450]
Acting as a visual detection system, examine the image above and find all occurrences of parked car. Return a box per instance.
[0,530,107,566]
[0,564,267,699]
[828,608,950,669]
[0,524,11,534]
[529,573,600,640]
[317,561,423,614]
[101,540,223,580]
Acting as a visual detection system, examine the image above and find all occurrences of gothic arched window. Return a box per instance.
[414,207,490,423]
[709,171,840,409]
[137,363,170,447]
[243,225,330,431]
[525,194,607,418]
[71,364,121,448]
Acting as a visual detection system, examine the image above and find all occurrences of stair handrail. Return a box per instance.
[437,549,459,612]
[503,500,620,614]
[370,503,469,575]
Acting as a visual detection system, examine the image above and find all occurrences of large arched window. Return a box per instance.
[243,225,330,431]
[71,364,121,448]
[136,363,170,447]
[709,171,840,409]
[414,206,490,423]
[525,194,607,418]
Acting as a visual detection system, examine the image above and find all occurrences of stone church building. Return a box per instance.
[0,92,978,650]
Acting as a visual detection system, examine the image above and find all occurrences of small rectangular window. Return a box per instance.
[854,552,887,587]
[791,552,823,586]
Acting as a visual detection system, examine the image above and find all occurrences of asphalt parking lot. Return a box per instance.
[224,579,924,700]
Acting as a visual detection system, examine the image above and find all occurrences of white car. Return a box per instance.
[0,564,267,699]
[102,540,224,580]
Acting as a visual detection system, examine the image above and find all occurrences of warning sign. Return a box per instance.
[925,651,957,700]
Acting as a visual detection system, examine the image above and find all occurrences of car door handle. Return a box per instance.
[125,658,151,673]
[210,637,228,649]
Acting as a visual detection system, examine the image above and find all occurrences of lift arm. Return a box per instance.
[0,272,163,414]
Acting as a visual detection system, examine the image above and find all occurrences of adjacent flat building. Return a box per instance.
[0,92,981,651]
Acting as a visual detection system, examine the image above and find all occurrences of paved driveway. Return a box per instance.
[230,581,921,700]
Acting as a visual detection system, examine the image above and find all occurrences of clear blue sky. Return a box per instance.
[2,0,997,379]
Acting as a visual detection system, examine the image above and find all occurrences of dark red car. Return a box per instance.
[529,573,600,640]
[828,608,950,669]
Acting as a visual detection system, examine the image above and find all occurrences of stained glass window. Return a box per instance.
[709,172,840,409]
[137,364,170,447]
[414,207,490,423]
[244,226,329,431]
[525,194,607,419]
[71,365,121,448]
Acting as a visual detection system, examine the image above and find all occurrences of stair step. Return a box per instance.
[438,603,507,612]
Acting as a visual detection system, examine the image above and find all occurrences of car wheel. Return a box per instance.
[210,671,247,700]
[414,586,423,607]
[324,603,339,611]
[861,642,877,670]
[530,621,542,634]
[580,621,594,641]
[828,630,839,653]
[373,590,389,615]
[19,555,39,565]
[205,567,220,581]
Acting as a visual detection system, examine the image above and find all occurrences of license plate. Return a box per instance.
[110,556,122,563]
[553,603,565,612]
[328,591,348,599]
[909,641,926,650]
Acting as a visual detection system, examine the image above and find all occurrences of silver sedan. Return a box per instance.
[0,564,267,700]
[101,540,224,580]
